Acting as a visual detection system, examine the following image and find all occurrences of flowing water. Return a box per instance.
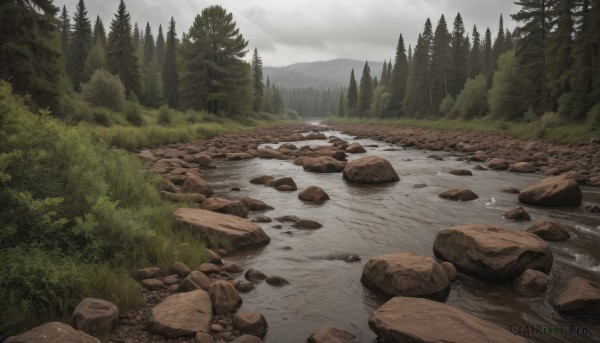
[201,122,600,342]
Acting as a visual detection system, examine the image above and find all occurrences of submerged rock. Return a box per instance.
[503,207,531,221]
[298,186,330,204]
[519,175,582,207]
[526,220,570,241]
[439,188,479,201]
[553,277,600,317]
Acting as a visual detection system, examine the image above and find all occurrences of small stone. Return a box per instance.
[266,275,289,286]
[236,280,255,292]
[220,263,244,274]
[195,331,215,343]
[169,262,192,277]
[233,311,268,337]
[163,274,180,285]
[245,268,267,283]
[211,323,224,332]
[142,278,165,290]
[293,219,323,230]
[503,206,531,221]
[199,263,221,275]
[135,267,161,280]
[440,262,458,281]
[501,187,520,194]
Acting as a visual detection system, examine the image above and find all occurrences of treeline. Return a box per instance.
[279,86,344,117]
[340,0,600,125]
[1,0,286,121]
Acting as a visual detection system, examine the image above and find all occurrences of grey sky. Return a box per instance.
[57,0,519,66]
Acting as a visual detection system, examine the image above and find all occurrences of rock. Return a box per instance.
[135,267,161,280]
[307,326,356,343]
[208,280,242,314]
[276,184,295,191]
[368,297,530,343]
[439,189,479,201]
[526,220,570,241]
[236,279,255,292]
[199,263,221,275]
[519,175,582,207]
[200,197,247,218]
[300,156,347,173]
[163,274,179,285]
[298,186,330,204]
[160,191,207,203]
[220,263,244,274]
[249,175,274,185]
[240,197,274,211]
[266,275,289,286]
[227,152,255,161]
[275,215,300,223]
[195,331,215,343]
[449,169,472,176]
[279,143,298,150]
[501,187,520,194]
[148,289,213,338]
[142,278,165,290]
[169,261,192,277]
[293,219,323,230]
[245,268,267,283]
[361,252,449,298]
[343,156,399,184]
[233,311,268,337]
[510,162,537,173]
[512,269,550,293]
[440,262,458,281]
[433,224,553,282]
[252,215,272,223]
[71,298,119,336]
[4,322,101,343]
[192,153,216,168]
[173,208,270,249]
[255,148,283,159]
[230,334,263,343]
[427,155,444,161]
[487,158,509,170]
[503,207,531,221]
[181,172,214,197]
[345,142,367,153]
[266,177,297,191]
[180,270,212,291]
[473,164,488,171]
[553,277,600,316]
[304,132,327,140]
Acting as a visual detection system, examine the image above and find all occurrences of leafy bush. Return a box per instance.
[91,106,112,126]
[81,70,126,112]
[58,94,93,123]
[488,51,527,120]
[586,104,600,128]
[453,74,488,119]
[157,105,172,125]
[125,101,144,126]
[540,111,563,127]
[439,95,456,117]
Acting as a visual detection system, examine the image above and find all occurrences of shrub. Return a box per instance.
[91,106,112,126]
[157,105,172,125]
[489,51,527,120]
[125,102,144,126]
[439,95,456,117]
[586,104,600,128]
[558,92,587,120]
[453,74,488,119]
[58,94,93,123]
[81,70,126,112]
[540,111,563,127]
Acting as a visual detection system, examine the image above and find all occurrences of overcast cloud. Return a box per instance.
[57,0,519,66]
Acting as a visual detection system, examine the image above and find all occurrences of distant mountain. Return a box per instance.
[264,58,385,90]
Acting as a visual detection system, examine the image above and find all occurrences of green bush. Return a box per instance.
[453,74,488,119]
[125,101,144,126]
[157,105,172,125]
[58,94,93,123]
[81,70,126,112]
[489,51,527,120]
[91,106,112,126]
[540,111,563,127]
[439,95,456,117]
[586,104,600,128]
[558,92,587,120]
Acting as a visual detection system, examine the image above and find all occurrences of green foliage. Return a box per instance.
[155,25,165,67]
[251,48,264,112]
[83,39,106,81]
[141,59,163,108]
[92,15,107,50]
[586,104,600,128]
[439,95,456,117]
[125,101,144,126]
[357,61,373,115]
[557,92,586,120]
[370,86,391,117]
[540,111,564,127]
[453,74,488,119]
[430,15,451,113]
[405,19,433,116]
[469,25,482,78]
[347,69,358,111]
[388,35,409,116]
[81,69,126,112]
[450,13,469,97]
[66,0,92,90]
[142,22,155,68]
[157,105,172,125]
[162,17,179,109]
[488,51,527,119]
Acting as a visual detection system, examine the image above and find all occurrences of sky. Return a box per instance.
[57,0,520,67]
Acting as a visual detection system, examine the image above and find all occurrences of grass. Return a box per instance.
[325,115,600,144]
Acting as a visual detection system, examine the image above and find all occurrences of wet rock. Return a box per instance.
[169,261,192,277]
[236,279,255,292]
[208,280,242,315]
[345,143,367,153]
[226,152,255,161]
[192,153,216,168]
[255,148,283,159]
[473,164,488,171]
[220,263,244,274]
[553,277,600,317]
[148,289,213,338]
[142,278,165,290]
[249,175,274,185]
[293,219,323,229]
[307,326,356,343]
[427,155,444,161]
[252,215,272,223]
[449,169,472,176]
[163,274,180,285]
[501,187,520,194]
[180,271,212,291]
[266,176,298,191]
[279,143,298,150]
[245,268,267,283]
[181,172,214,197]
[299,156,347,173]
[195,331,215,343]
[368,297,530,343]
[512,269,550,293]
[304,132,327,140]
[487,158,509,170]
[200,197,248,218]
[438,189,479,201]
[510,162,537,173]
[231,187,241,191]
[433,224,553,282]
[503,207,531,221]
[266,275,289,286]
[71,298,119,336]
[160,191,207,203]
[276,215,300,223]
[173,208,270,249]
[519,175,582,207]
[231,334,263,343]
[4,322,101,343]
[135,267,161,280]
[440,262,458,281]
[233,311,268,337]
[361,252,449,298]
[298,186,330,204]
[343,156,399,184]
[199,263,221,275]
[531,219,573,241]
[323,253,361,263]
[240,197,274,212]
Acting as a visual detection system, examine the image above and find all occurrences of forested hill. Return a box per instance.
[264,59,384,90]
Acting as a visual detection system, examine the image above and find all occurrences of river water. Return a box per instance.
[201,123,600,342]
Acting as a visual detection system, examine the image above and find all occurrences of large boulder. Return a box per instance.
[71,298,119,336]
[361,252,449,298]
[307,327,356,343]
[553,277,600,317]
[487,158,509,170]
[174,209,270,249]
[368,297,530,343]
[526,220,570,241]
[180,271,212,292]
[438,189,478,201]
[233,311,268,337]
[181,172,214,197]
[519,175,582,207]
[208,280,242,314]
[345,143,367,154]
[4,322,101,343]
[240,197,274,211]
[433,224,552,282]
[509,162,536,173]
[148,289,213,338]
[200,197,247,218]
[299,156,347,173]
[343,156,399,184]
[298,186,330,204]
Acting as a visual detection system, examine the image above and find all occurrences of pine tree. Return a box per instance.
[347,69,358,113]
[469,25,483,77]
[106,0,141,97]
[93,15,106,50]
[272,85,285,114]
[67,0,92,90]
[408,45,413,67]
[142,22,154,68]
[155,25,165,67]
[141,58,162,108]
[430,15,451,113]
[162,17,178,108]
[380,60,388,87]
[59,6,70,60]
[546,0,575,108]
[482,28,493,84]
[357,61,373,115]
[405,19,434,116]
[83,39,105,81]
[373,76,379,90]
[388,34,409,116]
[262,77,273,112]
[450,13,468,96]
[251,48,264,112]
[337,93,347,116]
[490,15,506,73]
[504,29,514,51]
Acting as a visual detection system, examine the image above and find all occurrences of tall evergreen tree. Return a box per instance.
[83,39,105,81]
[155,24,165,67]
[67,0,92,90]
[141,58,162,108]
[490,15,506,72]
[450,13,468,96]
[469,25,483,77]
[357,61,373,115]
[405,19,434,116]
[337,93,347,116]
[59,6,70,60]
[93,15,106,50]
[380,60,388,87]
[347,69,358,112]
[388,34,409,116]
[386,60,393,84]
[180,5,252,114]
[430,15,451,113]
[106,0,141,96]
[162,17,178,108]
[262,76,273,113]
[408,45,413,67]
[142,22,154,67]
[251,48,264,112]
[546,0,575,108]
[482,28,493,84]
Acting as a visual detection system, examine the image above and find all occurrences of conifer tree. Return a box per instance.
[482,28,493,84]
[490,15,505,72]
[262,77,273,113]
[357,61,373,115]
[405,19,434,116]
[83,39,105,81]
[380,60,388,87]
[347,69,358,113]
[141,58,162,108]
[546,0,575,108]
[387,60,393,83]
[469,25,482,78]
[142,22,154,67]
[162,17,178,108]
[504,29,514,51]
[373,76,379,90]
[388,34,409,116]
[59,6,70,59]
[93,15,106,50]
[430,15,451,112]
[251,48,264,112]
[155,25,165,67]
[106,0,141,96]
[337,93,347,116]
[450,13,468,96]
[67,0,92,90]
[408,45,413,67]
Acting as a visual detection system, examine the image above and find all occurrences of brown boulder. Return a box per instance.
[240,197,274,211]
[345,143,367,153]
[439,189,478,201]
[233,311,268,337]
[198,263,221,275]
[266,275,289,286]
[181,172,214,197]
[71,298,119,336]
[4,322,101,343]
[265,176,297,191]
[160,191,207,203]
[169,261,192,277]
[148,290,213,337]
[433,224,553,282]
[298,186,330,204]
[440,262,458,282]
[526,220,570,241]
[487,158,509,170]
[142,278,164,290]
[343,156,399,184]
[230,334,262,343]
[180,271,212,292]
[173,208,270,249]
[293,219,323,229]
[512,269,550,293]
[501,187,520,194]
[307,327,356,343]
[249,175,274,185]
[368,297,530,343]
[200,197,247,217]
[503,207,531,221]
[226,152,255,161]
[449,169,473,176]
[255,148,283,159]
[301,156,347,173]
[192,153,216,168]
[510,162,537,173]
[208,280,242,314]
[361,252,449,298]
[135,267,161,280]
[245,268,267,283]
[553,277,600,316]
[519,175,582,207]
